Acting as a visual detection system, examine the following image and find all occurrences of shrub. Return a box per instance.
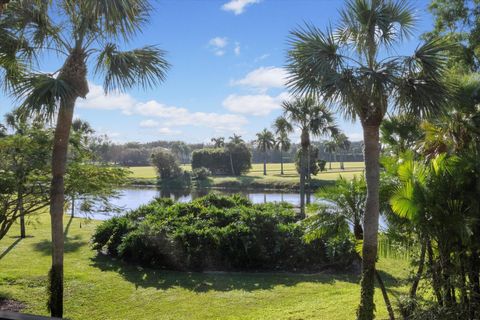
[191,167,211,180]
[151,149,182,179]
[295,146,320,175]
[317,159,327,172]
[191,146,251,176]
[92,194,354,271]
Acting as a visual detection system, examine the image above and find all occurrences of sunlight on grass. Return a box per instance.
[0,212,408,320]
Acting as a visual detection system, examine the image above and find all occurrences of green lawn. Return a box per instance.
[128,162,365,180]
[0,212,409,320]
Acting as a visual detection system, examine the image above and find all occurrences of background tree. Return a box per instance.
[335,133,351,170]
[4,1,170,316]
[273,116,293,175]
[211,137,225,148]
[226,134,245,176]
[255,129,275,176]
[170,141,190,165]
[324,140,337,170]
[282,96,338,216]
[287,0,450,317]
[151,149,182,180]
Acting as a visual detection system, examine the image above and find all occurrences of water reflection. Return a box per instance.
[77,187,312,220]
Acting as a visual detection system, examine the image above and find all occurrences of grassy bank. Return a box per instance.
[126,162,365,190]
[0,213,408,320]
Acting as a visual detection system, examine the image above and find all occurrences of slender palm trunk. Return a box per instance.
[263,152,267,176]
[280,150,284,175]
[357,125,380,320]
[299,146,307,218]
[49,48,88,318]
[49,97,75,317]
[306,147,311,205]
[71,195,75,218]
[410,239,427,299]
[329,153,332,170]
[229,152,235,176]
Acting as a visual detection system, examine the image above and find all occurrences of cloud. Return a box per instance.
[222,92,291,116]
[158,127,181,135]
[209,37,228,56]
[78,83,249,134]
[234,42,241,56]
[254,54,270,62]
[139,119,159,128]
[231,66,287,91]
[222,0,261,15]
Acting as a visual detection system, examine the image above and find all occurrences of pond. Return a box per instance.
[75,187,312,220]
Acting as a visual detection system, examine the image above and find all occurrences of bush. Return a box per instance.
[317,159,327,172]
[295,146,320,175]
[191,167,211,181]
[92,194,354,271]
[151,149,182,179]
[191,145,251,176]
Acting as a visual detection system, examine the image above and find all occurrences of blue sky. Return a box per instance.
[0,0,434,143]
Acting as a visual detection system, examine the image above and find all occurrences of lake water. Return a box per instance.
[75,187,311,220]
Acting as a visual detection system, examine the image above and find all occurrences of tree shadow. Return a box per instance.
[90,253,366,293]
[0,238,22,261]
[32,234,86,256]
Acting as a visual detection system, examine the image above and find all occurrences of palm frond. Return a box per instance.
[95,43,170,93]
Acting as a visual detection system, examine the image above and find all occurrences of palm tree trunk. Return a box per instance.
[357,125,380,320]
[280,150,284,175]
[48,97,76,318]
[306,147,311,205]
[71,195,75,218]
[229,152,235,176]
[299,146,307,218]
[263,152,267,176]
[410,239,427,299]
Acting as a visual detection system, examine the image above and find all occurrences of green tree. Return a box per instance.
[273,116,293,175]
[151,149,182,180]
[282,96,338,217]
[226,134,245,176]
[170,141,190,164]
[324,140,337,170]
[211,137,225,148]
[287,1,450,316]
[4,1,170,316]
[335,133,351,170]
[255,129,275,176]
[380,114,422,156]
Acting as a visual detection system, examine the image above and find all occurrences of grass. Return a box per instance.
[0,212,409,320]
[127,162,365,190]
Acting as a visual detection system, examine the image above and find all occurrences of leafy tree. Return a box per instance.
[281,96,338,217]
[335,133,351,170]
[255,129,275,176]
[287,0,450,316]
[211,137,225,148]
[0,121,51,240]
[380,114,423,156]
[324,140,337,170]
[295,146,320,176]
[3,1,170,316]
[170,141,190,164]
[151,149,182,180]
[226,134,245,175]
[273,116,293,175]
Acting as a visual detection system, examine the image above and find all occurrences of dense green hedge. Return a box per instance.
[92,194,354,271]
[191,145,251,176]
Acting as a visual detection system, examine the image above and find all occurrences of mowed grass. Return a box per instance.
[0,212,408,320]
[128,162,365,180]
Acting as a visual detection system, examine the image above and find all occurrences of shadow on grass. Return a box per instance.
[90,253,365,293]
[32,234,87,256]
[0,238,22,261]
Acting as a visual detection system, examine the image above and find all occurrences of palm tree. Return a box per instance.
[335,133,351,170]
[287,0,450,316]
[5,1,170,317]
[226,134,244,176]
[211,137,225,148]
[324,140,337,170]
[282,96,338,217]
[255,129,275,176]
[273,117,293,175]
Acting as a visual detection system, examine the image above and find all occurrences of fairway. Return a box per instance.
[0,213,408,320]
[127,162,365,180]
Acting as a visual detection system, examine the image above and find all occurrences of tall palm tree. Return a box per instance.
[211,137,225,148]
[229,133,244,145]
[335,133,351,170]
[255,129,275,176]
[282,96,338,217]
[287,0,450,317]
[5,1,170,317]
[273,116,293,175]
[226,134,244,176]
[324,140,337,170]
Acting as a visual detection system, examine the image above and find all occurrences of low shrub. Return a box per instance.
[92,194,354,271]
[191,167,211,180]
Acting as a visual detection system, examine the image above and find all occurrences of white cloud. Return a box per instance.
[158,127,181,135]
[78,83,249,134]
[222,92,290,116]
[209,37,228,56]
[222,0,261,15]
[139,119,160,128]
[254,53,270,62]
[231,66,287,91]
[234,42,241,56]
